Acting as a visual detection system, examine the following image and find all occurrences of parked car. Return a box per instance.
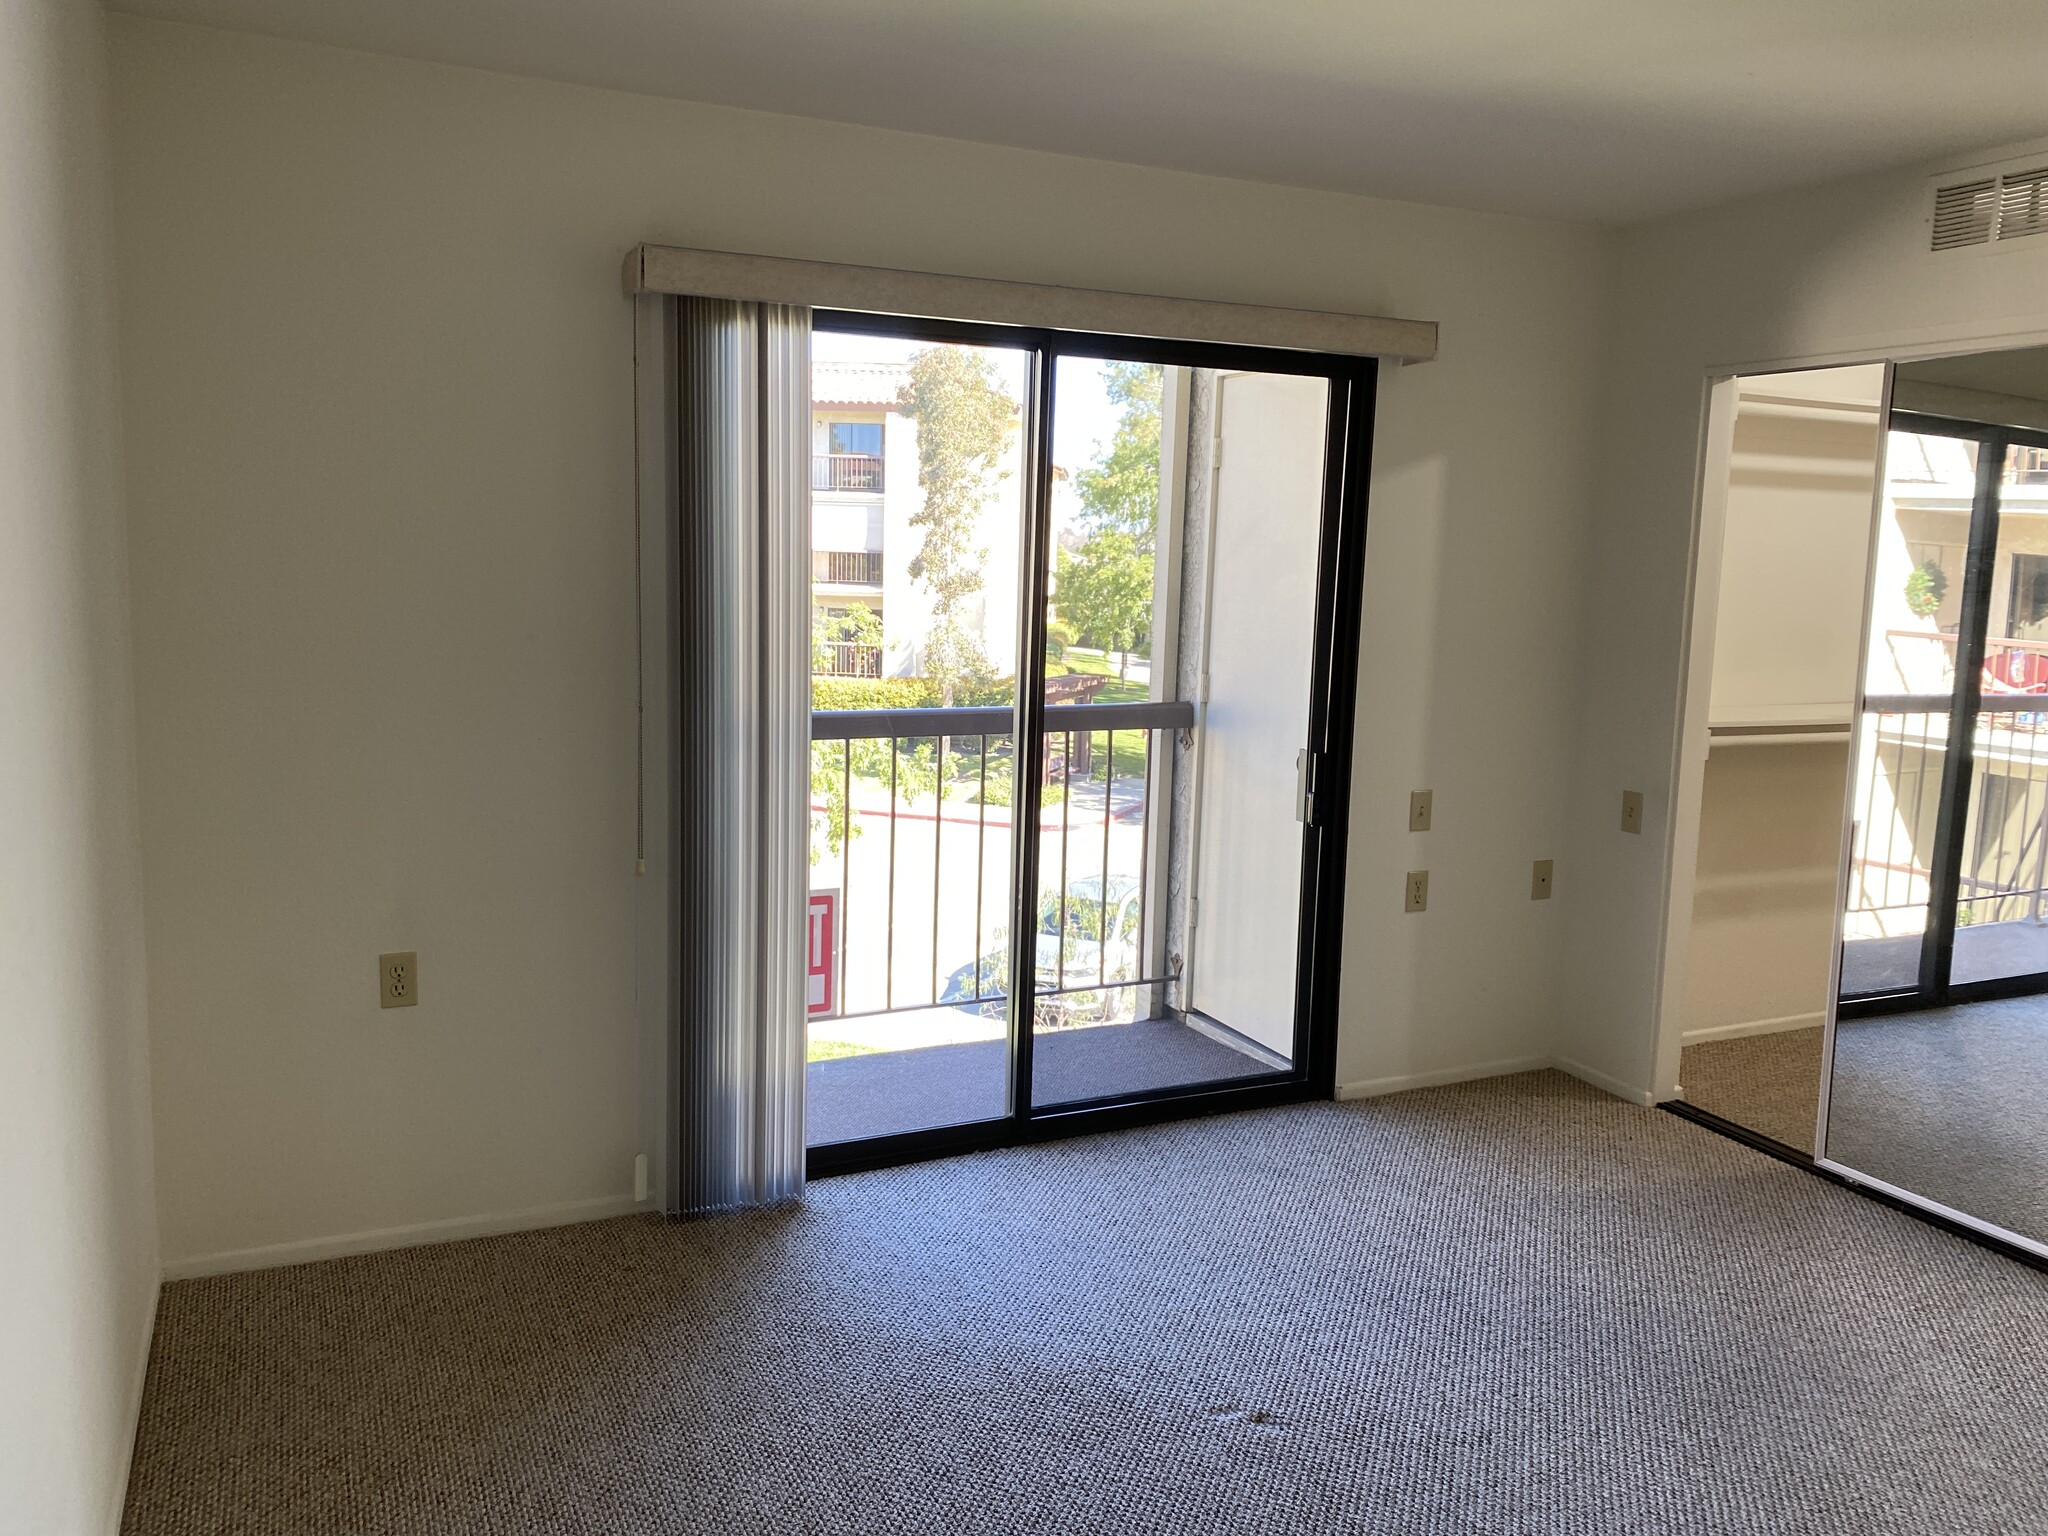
[941,875,1145,1026]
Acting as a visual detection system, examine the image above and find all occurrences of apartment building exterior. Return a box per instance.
[811,358,1025,681]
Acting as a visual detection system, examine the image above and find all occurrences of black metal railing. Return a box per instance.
[813,454,884,492]
[806,700,1191,1025]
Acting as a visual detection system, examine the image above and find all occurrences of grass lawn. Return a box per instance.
[1059,649,1149,704]
[1066,730,1150,782]
[806,1036,878,1063]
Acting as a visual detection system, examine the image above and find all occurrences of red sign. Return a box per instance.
[807,891,837,1018]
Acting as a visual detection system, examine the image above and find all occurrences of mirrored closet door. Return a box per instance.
[1821,343,2048,1259]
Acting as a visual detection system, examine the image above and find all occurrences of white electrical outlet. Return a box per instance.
[379,951,418,1009]
[1405,870,1429,913]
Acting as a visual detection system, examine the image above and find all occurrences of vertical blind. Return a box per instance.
[671,297,812,1213]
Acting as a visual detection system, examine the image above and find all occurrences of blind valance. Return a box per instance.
[625,243,1436,363]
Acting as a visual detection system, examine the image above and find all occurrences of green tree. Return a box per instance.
[1073,362,1163,553]
[1060,362,1163,674]
[809,735,938,862]
[1054,529,1151,675]
[897,348,1018,703]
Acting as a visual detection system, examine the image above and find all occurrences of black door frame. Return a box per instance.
[804,309,1378,1176]
[1843,410,2048,1018]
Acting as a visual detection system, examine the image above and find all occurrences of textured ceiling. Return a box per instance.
[112,0,2048,223]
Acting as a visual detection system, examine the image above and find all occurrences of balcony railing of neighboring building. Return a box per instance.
[1883,629,2048,714]
[806,699,1191,1026]
[814,549,884,586]
[814,453,885,492]
[818,642,883,678]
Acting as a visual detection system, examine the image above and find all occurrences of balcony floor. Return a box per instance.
[1843,917,2048,995]
[806,1015,1281,1147]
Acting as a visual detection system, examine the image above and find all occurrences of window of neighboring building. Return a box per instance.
[2010,552,2048,642]
[826,421,882,458]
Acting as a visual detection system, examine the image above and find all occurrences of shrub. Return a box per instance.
[810,675,941,712]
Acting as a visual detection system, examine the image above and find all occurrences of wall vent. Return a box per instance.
[1931,164,2048,251]
[1932,178,1997,250]
[1998,167,2048,243]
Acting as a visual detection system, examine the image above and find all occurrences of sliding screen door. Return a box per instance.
[1026,360,1331,1107]
[1182,371,1327,1057]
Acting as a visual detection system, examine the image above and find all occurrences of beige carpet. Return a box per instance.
[1680,1026,1824,1152]
[122,1071,2048,1535]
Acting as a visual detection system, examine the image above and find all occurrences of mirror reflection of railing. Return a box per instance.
[807,700,1191,1026]
[812,453,884,492]
[1847,707,1946,947]
[1850,696,2048,959]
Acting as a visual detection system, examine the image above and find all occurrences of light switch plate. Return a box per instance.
[1620,790,1645,835]
[1531,859,1554,900]
[379,951,418,1009]
[1405,870,1429,913]
[1409,790,1433,832]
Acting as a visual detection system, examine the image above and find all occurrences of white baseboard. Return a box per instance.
[106,1274,160,1536]
[1550,1053,1658,1106]
[1337,1053,1660,1107]
[1681,1011,1824,1044]
[1335,1055,1553,1100]
[162,1193,645,1281]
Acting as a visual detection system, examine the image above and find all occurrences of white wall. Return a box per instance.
[0,0,159,1530]
[110,17,1613,1268]
[1564,137,2048,1101]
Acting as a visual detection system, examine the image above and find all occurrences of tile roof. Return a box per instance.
[812,360,906,408]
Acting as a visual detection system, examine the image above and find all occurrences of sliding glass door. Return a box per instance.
[1842,414,2048,1014]
[800,330,1032,1146]
[800,314,1374,1170]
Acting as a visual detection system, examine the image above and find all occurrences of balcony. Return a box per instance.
[818,641,882,678]
[1843,693,2048,997]
[813,453,884,492]
[813,549,883,587]
[803,699,1280,1147]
